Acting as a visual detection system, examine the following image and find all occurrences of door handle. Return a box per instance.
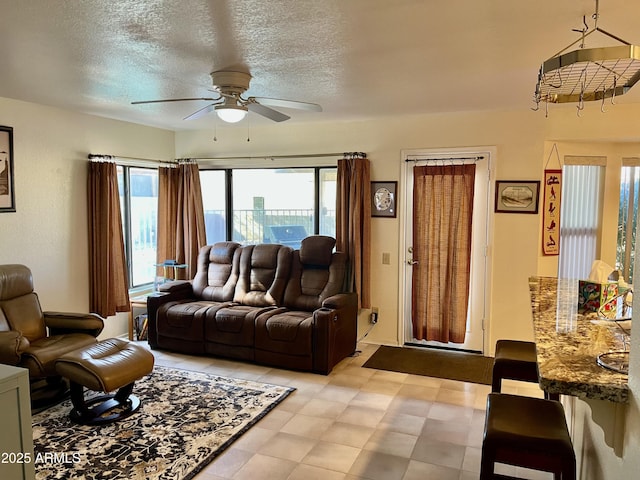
[407,259,418,265]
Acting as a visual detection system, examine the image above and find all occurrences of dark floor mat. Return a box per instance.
[363,345,494,385]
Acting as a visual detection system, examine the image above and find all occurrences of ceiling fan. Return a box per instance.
[131,70,322,123]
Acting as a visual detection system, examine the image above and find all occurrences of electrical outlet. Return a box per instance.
[370,307,379,324]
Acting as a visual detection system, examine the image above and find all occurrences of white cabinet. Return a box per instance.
[0,365,35,480]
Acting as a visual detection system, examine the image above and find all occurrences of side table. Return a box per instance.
[154,262,188,288]
[129,295,149,341]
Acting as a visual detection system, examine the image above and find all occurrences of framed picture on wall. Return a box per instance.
[0,126,15,213]
[371,181,397,217]
[494,180,540,214]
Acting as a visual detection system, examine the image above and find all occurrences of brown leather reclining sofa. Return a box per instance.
[147,235,357,374]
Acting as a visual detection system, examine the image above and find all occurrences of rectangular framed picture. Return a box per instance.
[495,180,540,214]
[0,126,15,213]
[371,181,397,217]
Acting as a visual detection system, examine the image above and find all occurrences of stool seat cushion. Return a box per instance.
[494,339,537,363]
[56,338,154,393]
[492,340,539,389]
[484,393,573,453]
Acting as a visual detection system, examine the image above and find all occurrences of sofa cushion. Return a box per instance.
[0,264,34,301]
[233,244,292,307]
[22,333,97,377]
[209,306,252,334]
[192,242,241,301]
[255,310,313,356]
[204,305,277,349]
[299,235,336,267]
[283,249,347,311]
[157,300,221,342]
[1,293,47,342]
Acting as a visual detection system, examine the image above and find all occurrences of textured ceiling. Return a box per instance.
[1,0,639,130]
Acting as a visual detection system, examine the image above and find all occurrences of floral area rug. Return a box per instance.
[32,366,294,479]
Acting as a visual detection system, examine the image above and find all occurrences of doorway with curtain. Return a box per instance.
[401,148,493,354]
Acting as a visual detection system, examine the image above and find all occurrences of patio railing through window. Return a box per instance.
[130,207,335,288]
[205,208,336,248]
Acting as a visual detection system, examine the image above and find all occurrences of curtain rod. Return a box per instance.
[184,152,346,161]
[405,155,485,163]
[89,151,355,165]
[88,154,176,165]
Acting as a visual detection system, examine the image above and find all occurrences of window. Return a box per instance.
[117,166,158,288]
[558,161,605,279]
[319,168,337,238]
[115,164,335,288]
[617,163,640,283]
[201,167,336,249]
[200,170,227,244]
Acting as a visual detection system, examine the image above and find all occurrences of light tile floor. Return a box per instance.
[147,343,553,480]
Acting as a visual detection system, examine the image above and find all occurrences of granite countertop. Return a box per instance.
[528,276,629,403]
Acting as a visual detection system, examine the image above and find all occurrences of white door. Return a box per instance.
[401,147,493,353]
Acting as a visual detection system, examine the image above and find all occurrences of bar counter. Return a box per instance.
[528,276,629,403]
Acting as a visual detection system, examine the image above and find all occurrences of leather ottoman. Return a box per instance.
[56,338,154,425]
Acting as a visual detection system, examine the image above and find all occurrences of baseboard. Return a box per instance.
[404,342,483,355]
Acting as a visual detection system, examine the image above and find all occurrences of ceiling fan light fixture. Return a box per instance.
[215,105,248,123]
[133,69,320,124]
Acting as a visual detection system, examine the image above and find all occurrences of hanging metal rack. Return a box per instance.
[533,0,640,111]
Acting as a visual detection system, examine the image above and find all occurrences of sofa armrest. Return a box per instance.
[43,312,105,337]
[322,292,358,311]
[313,292,358,374]
[158,280,194,295]
[0,331,29,365]
[147,281,195,349]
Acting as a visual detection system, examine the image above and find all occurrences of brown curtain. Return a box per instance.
[87,160,130,317]
[411,164,475,343]
[336,153,371,309]
[157,166,180,275]
[157,162,206,280]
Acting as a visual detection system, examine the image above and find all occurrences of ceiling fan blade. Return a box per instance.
[131,97,220,105]
[247,102,290,122]
[251,97,322,112]
[183,103,219,121]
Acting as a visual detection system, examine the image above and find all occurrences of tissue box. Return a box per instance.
[578,280,618,314]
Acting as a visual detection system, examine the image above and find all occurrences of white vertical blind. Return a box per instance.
[558,164,605,279]
[618,163,640,282]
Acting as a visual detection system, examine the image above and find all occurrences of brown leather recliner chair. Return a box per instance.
[0,264,104,402]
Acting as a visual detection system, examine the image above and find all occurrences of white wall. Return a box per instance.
[1,92,639,478]
[0,97,174,338]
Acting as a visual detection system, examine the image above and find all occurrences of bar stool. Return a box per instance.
[492,339,559,401]
[481,393,576,480]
